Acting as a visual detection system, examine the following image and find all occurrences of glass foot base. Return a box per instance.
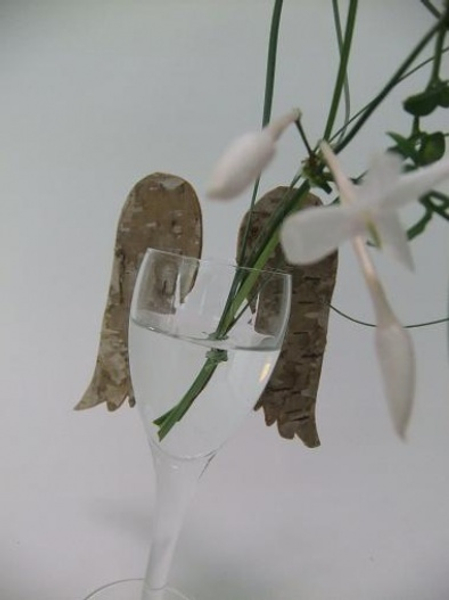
[83,579,193,600]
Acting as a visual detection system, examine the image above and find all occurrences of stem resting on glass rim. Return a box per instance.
[153,1,449,441]
[153,182,311,440]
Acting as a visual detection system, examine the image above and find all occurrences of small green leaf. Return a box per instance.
[406,207,433,240]
[403,88,440,117]
[387,132,418,161]
[418,132,446,165]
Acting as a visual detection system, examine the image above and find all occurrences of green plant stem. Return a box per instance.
[155,3,449,441]
[421,0,441,19]
[400,45,449,82]
[157,0,290,440]
[430,11,447,81]
[216,183,311,339]
[295,119,314,156]
[426,192,449,219]
[330,303,449,328]
[217,232,281,335]
[155,355,221,440]
[244,180,311,270]
[334,13,445,154]
[407,206,433,240]
[332,0,352,143]
[238,0,284,265]
[323,0,359,140]
[329,46,449,145]
[155,180,311,440]
[263,0,284,127]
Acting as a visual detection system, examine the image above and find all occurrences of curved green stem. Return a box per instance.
[323,0,358,140]
[238,0,284,265]
[329,46,449,145]
[430,11,447,82]
[330,303,449,329]
[334,14,445,154]
[155,180,311,440]
[332,0,352,143]
[263,0,284,127]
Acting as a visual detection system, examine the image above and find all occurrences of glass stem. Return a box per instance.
[141,442,214,600]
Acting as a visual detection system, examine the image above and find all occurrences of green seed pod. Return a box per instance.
[418,132,446,165]
[403,89,439,117]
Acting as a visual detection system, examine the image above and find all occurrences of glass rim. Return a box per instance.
[142,247,291,280]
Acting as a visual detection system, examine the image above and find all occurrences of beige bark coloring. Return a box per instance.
[76,173,203,411]
[238,188,338,447]
[77,178,337,449]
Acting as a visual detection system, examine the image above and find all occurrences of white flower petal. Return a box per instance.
[375,319,415,439]
[320,141,358,204]
[207,130,275,199]
[380,155,449,210]
[280,204,364,264]
[358,152,402,207]
[207,109,300,200]
[373,209,414,270]
[351,236,415,439]
[266,108,302,141]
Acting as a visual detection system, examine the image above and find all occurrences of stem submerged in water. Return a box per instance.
[155,351,227,441]
[153,182,311,440]
[153,2,449,442]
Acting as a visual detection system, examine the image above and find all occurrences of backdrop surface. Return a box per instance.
[1,2,448,599]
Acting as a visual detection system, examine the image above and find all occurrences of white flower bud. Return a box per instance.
[375,318,415,439]
[207,130,275,199]
[207,109,301,200]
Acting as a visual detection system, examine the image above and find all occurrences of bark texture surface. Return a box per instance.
[75,173,202,411]
[238,187,338,448]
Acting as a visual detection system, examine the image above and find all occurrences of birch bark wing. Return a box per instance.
[76,173,202,411]
[238,187,338,448]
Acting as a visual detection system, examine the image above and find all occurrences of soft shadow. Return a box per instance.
[172,538,294,600]
[86,497,152,544]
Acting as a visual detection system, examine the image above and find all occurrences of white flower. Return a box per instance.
[375,313,415,439]
[207,108,301,200]
[280,141,438,438]
[281,141,449,269]
[353,236,415,439]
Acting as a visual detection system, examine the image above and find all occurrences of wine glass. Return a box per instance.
[83,247,292,600]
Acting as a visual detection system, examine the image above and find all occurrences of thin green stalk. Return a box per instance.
[430,10,447,81]
[329,46,449,145]
[429,190,449,206]
[155,180,311,440]
[238,0,284,265]
[244,180,311,271]
[400,45,449,82]
[323,0,359,140]
[334,13,445,153]
[217,232,281,335]
[231,181,312,331]
[263,0,284,127]
[332,0,352,143]
[182,0,285,402]
[330,303,449,329]
[421,0,441,19]
[295,119,314,157]
[425,192,449,220]
[155,3,449,442]
[155,355,221,440]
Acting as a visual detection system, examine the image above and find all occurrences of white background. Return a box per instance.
[1,2,449,599]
